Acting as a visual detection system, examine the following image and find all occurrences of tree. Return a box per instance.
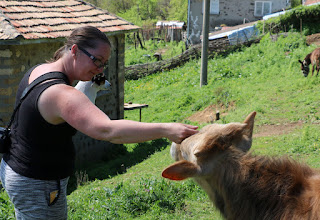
[99,0,135,14]
[291,0,302,8]
[168,0,188,22]
[85,0,189,26]
[157,0,170,20]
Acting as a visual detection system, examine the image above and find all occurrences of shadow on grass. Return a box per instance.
[67,138,170,194]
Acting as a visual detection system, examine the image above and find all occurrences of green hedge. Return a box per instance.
[256,4,320,36]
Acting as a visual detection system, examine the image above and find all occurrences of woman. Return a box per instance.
[0,26,198,219]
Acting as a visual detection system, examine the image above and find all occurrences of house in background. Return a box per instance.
[187,0,291,45]
[0,0,139,167]
[303,0,320,5]
[155,21,186,42]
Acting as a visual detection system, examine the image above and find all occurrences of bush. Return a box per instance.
[256,4,320,35]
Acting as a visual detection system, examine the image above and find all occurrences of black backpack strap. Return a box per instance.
[6,72,69,129]
[20,72,69,100]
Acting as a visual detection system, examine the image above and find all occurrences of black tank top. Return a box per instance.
[3,65,77,180]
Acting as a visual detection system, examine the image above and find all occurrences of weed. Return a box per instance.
[75,170,89,187]
[68,177,202,219]
[0,189,15,219]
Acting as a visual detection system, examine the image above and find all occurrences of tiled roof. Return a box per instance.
[304,0,320,5]
[0,0,140,40]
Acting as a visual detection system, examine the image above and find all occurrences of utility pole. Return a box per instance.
[200,0,210,87]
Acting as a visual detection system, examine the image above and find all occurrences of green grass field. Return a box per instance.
[1,32,320,219]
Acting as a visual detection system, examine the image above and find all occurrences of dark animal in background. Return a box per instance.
[298,48,320,77]
[162,112,320,219]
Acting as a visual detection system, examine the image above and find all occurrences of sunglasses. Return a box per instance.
[78,46,108,69]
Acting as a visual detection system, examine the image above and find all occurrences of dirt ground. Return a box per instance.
[187,33,320,137]
[306,33,320,46]
[187,105,304,138]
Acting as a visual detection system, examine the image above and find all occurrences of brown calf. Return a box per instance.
[162,112,320,220]
[299,48,320,77]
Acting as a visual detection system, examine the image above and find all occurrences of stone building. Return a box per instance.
[187,0,291,44]
[0,0,139,166]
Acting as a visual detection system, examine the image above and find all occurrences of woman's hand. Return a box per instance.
[165,123,198,144]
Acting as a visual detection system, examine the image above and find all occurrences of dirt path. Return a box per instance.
[306,33,320,46]
[253,122,304,138]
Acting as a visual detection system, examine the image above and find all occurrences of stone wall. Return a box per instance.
[0,41,63,124]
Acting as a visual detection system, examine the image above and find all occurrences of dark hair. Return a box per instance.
[53,26,111,61]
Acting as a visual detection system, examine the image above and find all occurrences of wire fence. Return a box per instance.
[126,24,186,49]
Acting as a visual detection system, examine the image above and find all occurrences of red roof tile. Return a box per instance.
[304,0,320,5]
[0,0,140,40]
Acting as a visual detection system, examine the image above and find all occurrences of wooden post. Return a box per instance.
[300,18,302,37]
[200,0,210,87]
[216,111,220,121]
[136,31,145,49]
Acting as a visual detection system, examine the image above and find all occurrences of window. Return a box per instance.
[254,1,272,16]
[203,0,219,15]
[286,0,290,6]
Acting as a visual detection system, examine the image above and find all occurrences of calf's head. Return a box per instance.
[298,60,310,77]
[162,111,256,181]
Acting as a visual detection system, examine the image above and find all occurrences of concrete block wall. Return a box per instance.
[213,1,256,26]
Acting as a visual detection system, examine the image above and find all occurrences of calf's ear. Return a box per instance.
[298,60,303,64]
[232,111,256,152]
[243,111,256,138]
[162,160,200,181]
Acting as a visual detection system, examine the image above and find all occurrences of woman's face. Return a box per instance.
[74,42,111,81]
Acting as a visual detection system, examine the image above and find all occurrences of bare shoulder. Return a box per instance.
[41,83,81,100]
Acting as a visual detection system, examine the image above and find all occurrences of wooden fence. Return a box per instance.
[127,25,186,49]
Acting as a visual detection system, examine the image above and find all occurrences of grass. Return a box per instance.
[2,32,320,219]
[67,147,221,220]
[125,40,186,66]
